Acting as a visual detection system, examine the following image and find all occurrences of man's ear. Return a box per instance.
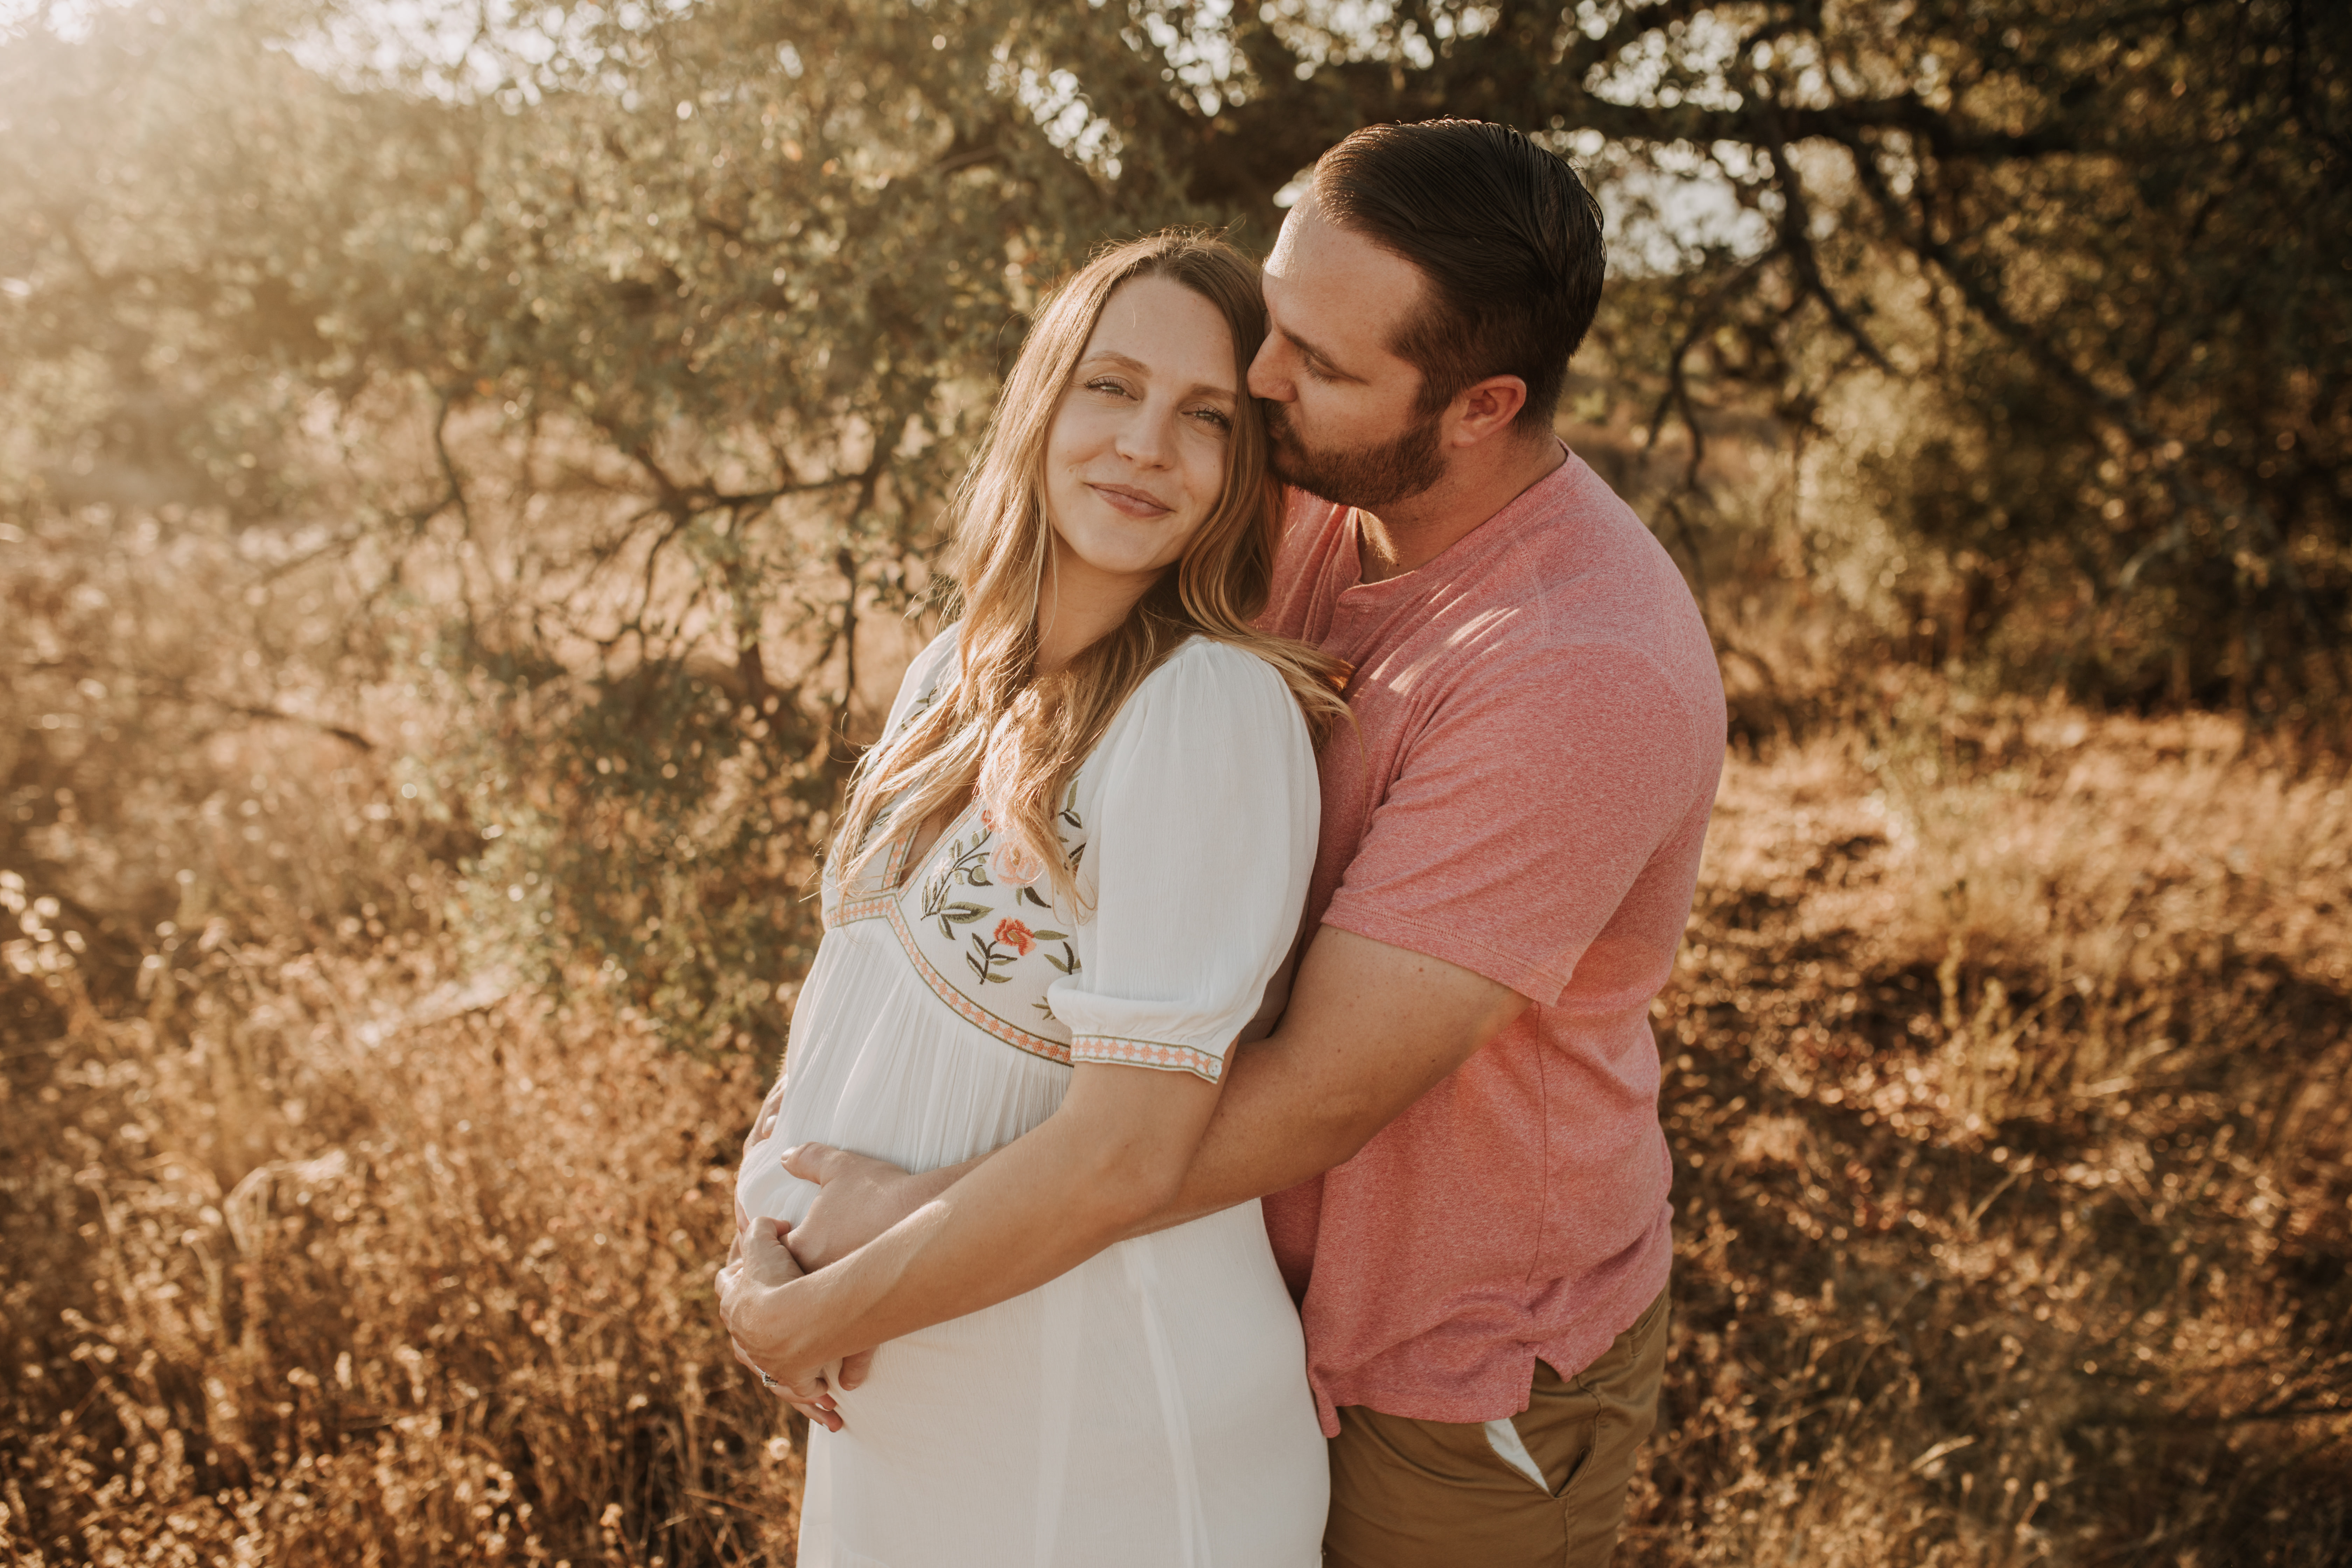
[1446,374,1529,447]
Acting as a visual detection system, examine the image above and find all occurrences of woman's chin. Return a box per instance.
[1055,543,1182,590]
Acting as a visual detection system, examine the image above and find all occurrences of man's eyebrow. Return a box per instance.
[1280,327,1359,382]
[1076,351,1237,401]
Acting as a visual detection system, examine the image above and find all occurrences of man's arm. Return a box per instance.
[782,922,1527,1267]
[1138,924,1526,1229]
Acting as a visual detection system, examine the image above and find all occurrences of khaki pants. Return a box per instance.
[1324,1288,1669,1568]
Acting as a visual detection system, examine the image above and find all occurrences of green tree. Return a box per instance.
[1,0,1204,1048]
[4,0,2344,1057]
[1148,0,2351,707]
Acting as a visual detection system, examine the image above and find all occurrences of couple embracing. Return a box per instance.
[716,119,1726,1567]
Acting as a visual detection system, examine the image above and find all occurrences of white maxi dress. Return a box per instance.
[737,629,1330,1568]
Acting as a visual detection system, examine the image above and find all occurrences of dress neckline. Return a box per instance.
[896,794,987,891]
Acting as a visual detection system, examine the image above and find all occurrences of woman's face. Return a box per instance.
[1042,274,1240,597]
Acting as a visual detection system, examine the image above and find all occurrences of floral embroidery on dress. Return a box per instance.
[884,900,1072,1064]
[988,836,1046,888]
[822,644,1242,1085]
[963,913,1069,985]
[857,789,1089,1062]
[920,822,996,940]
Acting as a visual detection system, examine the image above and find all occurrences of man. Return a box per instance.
[776,119,1725,1564]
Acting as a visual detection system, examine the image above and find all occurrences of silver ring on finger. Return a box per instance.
[761,1372,782,1392]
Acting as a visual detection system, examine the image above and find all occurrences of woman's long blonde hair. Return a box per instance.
[831,231,1350,903]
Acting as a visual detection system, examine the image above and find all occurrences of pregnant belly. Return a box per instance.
[736,927,1074,1230]
[732,1043,1073,1235]
[735,1123,814,1233]
[822,1204,1316,1532]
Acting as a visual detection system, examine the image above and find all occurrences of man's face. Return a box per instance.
[1249,192,1446,509]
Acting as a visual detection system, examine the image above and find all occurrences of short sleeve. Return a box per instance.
[1321,643,1715,1006]
[1046,640,1320,1083]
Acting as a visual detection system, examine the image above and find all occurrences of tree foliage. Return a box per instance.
[1212,0,2348,707]
[2,0,2345,1049]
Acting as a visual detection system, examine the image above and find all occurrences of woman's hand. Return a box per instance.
[716,1216,842,1431]
[745,1075,788,1161]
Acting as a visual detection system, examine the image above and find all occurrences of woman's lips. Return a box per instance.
[1087,482,1171,519]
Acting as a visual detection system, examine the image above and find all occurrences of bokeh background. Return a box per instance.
[2,0,2347,1562]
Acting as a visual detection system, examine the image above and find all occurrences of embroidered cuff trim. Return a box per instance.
[1069,1034,1224,1083]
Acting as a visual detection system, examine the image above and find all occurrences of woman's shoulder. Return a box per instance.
[876,624,961,742]
[897,623,961,701]
[1092,636,1309,757]
[1145,634,1298,709]
[1078,637,1316,814]
[909,623,960,684]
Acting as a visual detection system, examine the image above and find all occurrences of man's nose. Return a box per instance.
[1246,335,1291,401]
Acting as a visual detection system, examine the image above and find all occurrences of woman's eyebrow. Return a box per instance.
[1080,351,1152,375]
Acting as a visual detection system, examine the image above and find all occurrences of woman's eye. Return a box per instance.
[1086,378,1132,397]
[1189,407,1233,432]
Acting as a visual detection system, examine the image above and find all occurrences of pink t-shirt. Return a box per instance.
[1259,448,1726,1436]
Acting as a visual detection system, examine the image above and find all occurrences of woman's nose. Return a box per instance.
[1114,402,1176,467]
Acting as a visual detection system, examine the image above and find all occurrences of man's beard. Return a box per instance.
[1266,402,1445,510]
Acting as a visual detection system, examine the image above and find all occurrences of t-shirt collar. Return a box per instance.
[1333,441,1580,603]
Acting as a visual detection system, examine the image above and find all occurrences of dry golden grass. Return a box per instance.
[4,647,2348,1564]
[1631,686,2352,1565]
[1,923,800,1565]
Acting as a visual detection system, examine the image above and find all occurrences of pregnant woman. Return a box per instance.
[717,232,1347,1567]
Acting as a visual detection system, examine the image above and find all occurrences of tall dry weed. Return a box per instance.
[6,501,2349,1563]
[2,509,803,1563]
[1628,688,2352,1565]
[2,922,797,1565]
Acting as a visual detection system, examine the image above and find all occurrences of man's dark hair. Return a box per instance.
[1312,119,1605,433]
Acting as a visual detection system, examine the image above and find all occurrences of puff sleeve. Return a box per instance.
[1044,640,1320,1083]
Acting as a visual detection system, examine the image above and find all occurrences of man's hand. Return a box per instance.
[783,1144,958,1269]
